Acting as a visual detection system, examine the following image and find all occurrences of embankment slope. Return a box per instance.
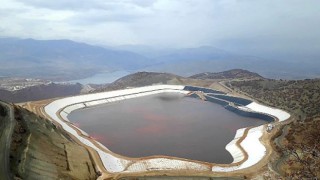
[4,103,97,179]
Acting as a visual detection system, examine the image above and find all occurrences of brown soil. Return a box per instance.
[10,105,97,179]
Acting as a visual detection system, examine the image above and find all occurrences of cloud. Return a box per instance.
[15,0,158,11]
[1,0,320,60]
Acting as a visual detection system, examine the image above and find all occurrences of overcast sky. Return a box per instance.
[1,0,320,60]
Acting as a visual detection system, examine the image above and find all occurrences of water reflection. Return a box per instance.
[68,93,266,163]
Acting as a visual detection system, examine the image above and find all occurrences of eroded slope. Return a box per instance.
[9,105,97,179]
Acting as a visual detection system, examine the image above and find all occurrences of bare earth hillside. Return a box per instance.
[7,104,97,179]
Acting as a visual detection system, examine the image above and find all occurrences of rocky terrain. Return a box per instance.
[0,102,98,179]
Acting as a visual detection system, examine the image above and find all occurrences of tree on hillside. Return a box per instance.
[281,119,320,179]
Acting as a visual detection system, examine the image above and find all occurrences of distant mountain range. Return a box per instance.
[1,38,319,80]
[142,46,315,79]
[117,45,320,79]
[0,38,150,80]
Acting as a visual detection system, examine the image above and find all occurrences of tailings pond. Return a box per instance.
[68,93,266,163]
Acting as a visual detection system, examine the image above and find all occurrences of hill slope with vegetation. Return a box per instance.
[94,72,185,92]
[229,79,320,118]
[190,69,263,80]
[228,79,320,178]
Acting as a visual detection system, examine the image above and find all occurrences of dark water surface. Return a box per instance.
[68,93,266,163]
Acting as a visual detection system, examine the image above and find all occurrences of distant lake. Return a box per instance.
[68,70,130,84]
[68,93,266,163]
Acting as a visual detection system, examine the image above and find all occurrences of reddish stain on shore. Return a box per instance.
[90,133,114,146]
[72,122,81,127]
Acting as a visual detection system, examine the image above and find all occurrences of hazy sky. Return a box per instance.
[1,0,320,59]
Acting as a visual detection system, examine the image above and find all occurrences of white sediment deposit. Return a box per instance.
[212,102,290,172]
[225,128,246,163]
[246,102,291,121]
[44,85,290,173]
[126,158,210,172]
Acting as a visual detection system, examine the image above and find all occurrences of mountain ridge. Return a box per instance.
[1,38,320,80]
[190,69,264,80]
[0,38,151,80]
[93,69,263,92]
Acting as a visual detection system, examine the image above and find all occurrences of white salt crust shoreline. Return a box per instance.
[44,85,290,173]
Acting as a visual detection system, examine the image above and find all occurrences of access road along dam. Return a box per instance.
[30,85,290,178]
